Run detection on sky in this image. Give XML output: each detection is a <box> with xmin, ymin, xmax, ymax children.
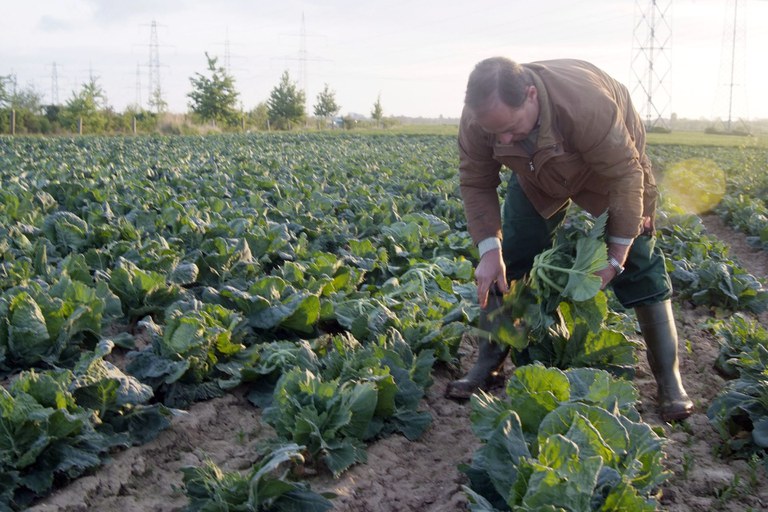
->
<box><xmin>2</xmin><ymin>0</ymin><xmax>767</xmax><ymax>121</ymax></box>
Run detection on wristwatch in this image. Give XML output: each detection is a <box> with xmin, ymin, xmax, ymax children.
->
<box><xmin>608</xmin><ymin>256</ymin><xmax>625</xmax><ymax>275</ymax></box>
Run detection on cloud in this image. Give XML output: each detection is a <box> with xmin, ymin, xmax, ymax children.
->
<box><xmin>37</xmin><ymin>15</ymin><xmax>75</xmax><ymax>32</ymax></box>
<box><xmin>84</xmin><ymin>0</ymin><xmax>195</xmax><ymax>25</ymax></box>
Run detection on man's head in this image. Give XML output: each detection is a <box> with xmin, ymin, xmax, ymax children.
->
<box><xmin>465</xmin><ymin>57</ymin><xmax>539</xmax><ymax>144</ymax></box>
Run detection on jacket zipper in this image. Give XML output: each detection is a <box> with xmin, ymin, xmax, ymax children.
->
<box><xmin>529</xmin><ymin>143</ymin><xmax>560</xmax><ymax>172</ymax></box>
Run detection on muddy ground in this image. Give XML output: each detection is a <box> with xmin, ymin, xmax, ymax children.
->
<box><xmin>28</xmin><ymin>213</ymin><xmax>768</xmax><ymax>512</ymax></box>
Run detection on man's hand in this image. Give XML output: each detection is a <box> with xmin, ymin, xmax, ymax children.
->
<box><xmin>597</xmin><ymin>242</ymin><xmax>632</xmax><ymax>289</ymax></box>
<box><xmin>596</xmin><ymin>266</ymin><xmax>618</xmax><ymax>289</ymax></box>
<box><xmin>475</xmin><ymin>249</ymin><xmax>508</xmax><ymax>308</ymax></box>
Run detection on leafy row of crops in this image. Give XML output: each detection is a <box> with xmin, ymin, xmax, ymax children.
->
<box><xmin>0</xmin><ymin>133</ymin><xmax>477</xmax><ymax>510</ymax></box>
<box><xmin>648</xmin><ymin>143</ymin><xmax>768</xmax><ymax>474</ymax></box>
<box><xmin>0</xmin><ymin>133</ymin><xmax>766</xmax><ymax>511</ymax></box>
<box><xmin>714</xmin><ymin>143</ymin><xmax>768</xmax><ymax>251</ymax></box>
<box><xmin>648</xmin><ymin>142</ymin><xmax>768</xmax><ymax>251</ymax></box>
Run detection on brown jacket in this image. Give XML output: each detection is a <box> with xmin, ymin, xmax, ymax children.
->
<box><xmin>458</xmin><ymin>59</ymin><xmax>656</xmax><ymax>244</ymax></box>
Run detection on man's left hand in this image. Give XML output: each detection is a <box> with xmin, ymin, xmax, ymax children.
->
<box><xmin>598</xmin><ymin>241</ymin><xmax>631</xmax><ymax>289</ymax></box>
<box><xmin>596</xmin><ymin>266</ymin><xmax>618</xmax><ymax>289</ymax></box>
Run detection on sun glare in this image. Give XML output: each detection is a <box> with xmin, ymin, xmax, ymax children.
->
<box><xmin>659</xmin><ymin>158</ymin><xmax>726</xmax><ymax>215</ymax></box>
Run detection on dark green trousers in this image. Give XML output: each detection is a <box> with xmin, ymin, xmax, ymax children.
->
<box><xmin>501</xmin><ymin>173</ymin><xmax>672</xmax><ymax>308</ymax></box>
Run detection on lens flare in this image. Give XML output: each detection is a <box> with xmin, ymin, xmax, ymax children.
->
<box><xmin>658</xmin><ymin>158</ymin><xmax>726</xmax><ymax>214</ymax></box>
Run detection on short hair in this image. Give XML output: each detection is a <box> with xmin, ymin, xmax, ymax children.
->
<box><xmin>464</xmin><ymin>57</ymin><xmax>533</xmax><ymax>111</ymax></box>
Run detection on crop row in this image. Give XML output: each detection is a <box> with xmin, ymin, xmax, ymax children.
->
<box><xmin>649</xmin><ymin>143</ymin><xmax>768</xmax><ymax>251</ymax></box>
<box><xmin>0</xmin><ymin>133</ymin><xmax>766</xmax><ymax>511</ymax></box>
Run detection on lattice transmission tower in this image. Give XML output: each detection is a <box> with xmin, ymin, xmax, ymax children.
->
<box><xmin>298</xmin><ymin>13</ymin><xmax>308</xmax><ymax>97</ymax></box>
<box><xmin>224</xmin><ymin>27</ymin><xmax>232</xmax><ymax>74</ymax></box>
<box><xmin>50</xmin><ymin>62</ymin><xmax>59</xmax><ymax>105</ymax></box>
<box><xmin>135</xmin><ymin>63</ymin><xmax>142</xmax><ymax>108</ymax></box>
<box><xmin>278</xmin><ymin>13</ymin><xmax>328</xmax><ymax>113</ymax></box>
<box><xmin>630</xmin><ymin>0</ymin><xmax>673</xmax><ymax>131</ymax></box>
<box><xmin>715</xmin><ymin>0</ymin><xmax>748</xmax><ymax>132</ymax></box>
<box><xmin>147</xmin><ymin>20</ymin><xmax>166</xmax><ymax>112</ymax></box>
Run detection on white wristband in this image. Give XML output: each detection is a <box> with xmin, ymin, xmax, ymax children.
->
<box><xmin>477</xmin><ymin>237</ymin><xmax>502</xmax><ymax>257</ymax></box>
<box><xmin>607</xmin><ymin>236</ymin><xmax>634</xmax><ymax>246</ymax></box>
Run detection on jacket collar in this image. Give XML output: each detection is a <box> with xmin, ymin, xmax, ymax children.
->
<box><xmin>527</xmin><ymin>68</ymin><xmax>562</xmax><ymax>149</ymax></box>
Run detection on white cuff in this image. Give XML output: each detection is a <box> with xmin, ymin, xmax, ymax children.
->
<box><xmin>607</xmin><ymin>236</ymin><xmax>634</xmax><ymax>246</ymax></box>
<box><xmin>477</xmin><ymin>237</ymin><xmax>502</xmax><ymax>257</ymax></box>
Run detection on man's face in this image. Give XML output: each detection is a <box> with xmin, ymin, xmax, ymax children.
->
<box><xmin>473</xmin><ymin>86</ymin><xmax>539</xmax><ymax>145</ymax></box>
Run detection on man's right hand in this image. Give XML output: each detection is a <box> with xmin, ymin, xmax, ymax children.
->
<box><xmin>474</xmin><ymin>248</ymin><xmax>508</xmax><ymax>308</ymax></box>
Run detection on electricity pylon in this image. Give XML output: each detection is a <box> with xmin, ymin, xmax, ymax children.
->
<box><xmin>630</xmin><ymin>0</ymin><xmax>673</xmax><ymax>132</ymax></box>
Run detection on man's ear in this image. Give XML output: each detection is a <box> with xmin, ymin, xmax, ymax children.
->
<box><xmin>528</xmin><ymin>85</ymin><xmax>538</xmax><ymax>102</ymax></box>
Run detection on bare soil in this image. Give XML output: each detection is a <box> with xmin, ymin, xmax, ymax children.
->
<box><xmin>28</xmin><ymin>214</ymin><xmax>768</xmax><ymax>512</ymax></box>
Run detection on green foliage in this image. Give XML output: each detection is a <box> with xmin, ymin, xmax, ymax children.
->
<box><xmin>267</xmin><ymin>71</ymin><xmax>306</xmax><ymax>129</ymax></box>
<box><xmin>313</xmin><ymin>83</ymin><xmax>340</xmax><ymax>121</ymax></box>
<box><xmin>187</xmin><ymin>52</ymin><xmax>241</xmax><ymax>127</ymax></box>
<box><xmin>707</xmin><ymin>315</ymin><xmax>768</xmax><ymax>458</ymax></box>
<box><xmin>486</xmin><ymin>211</ymin><xmax>637</xmax><ymax>376</ymax></box>
<box><xmin>60</xmin><ymin>76</ymin><xmax>108</xmax><ymax>133</ymax></box>
<box><xmin>42</xmin><ymin>211</ymin><xmax>90</xmax><ymax>255</ymax></box>
<box><xmin>1</xmin><ymin>134</ymin><xmax>767</xmax><ymax>507</ymax></box>
<box><xmin>463</xmin><ymin>364</ymin><xmax>666</xmax><ymax>511</ymax></box>
<box><xmin>717</xmin><ymin>194</ymin><xmax>768</xmax><ymax>251</ymax></box>
<box><xmin>0</xmin><ymin>371</ymin><xmax>120</xmax><ymax>509</ymax></box>
<box><xmin>0</xmin><ymin>276</ymin><xmax>117</xmax><ymax>373</ymax></box>
<box><xmin>108</xmin><ymin>258</ymin><xmax>184</xmax><ymax>320</ymax></box>
<box><xmin>261</xmin><ymin>330</ymin><xmax>434</xmax><ymax>476</ymax></box>
<box><xmin>531</xmin><ymin>212</ymin><xmax>608</xmax><ymax>303</ymax></box>
<box><xmin>523</xmin><ymin>297</ymin><xmax>637</xmax><ymax>378</ymax></box>
<box><xmin>181</xmin><ymin>444</ymin><xmax>334</xmax><ymax>511</ymax></box>
<box><xmin>371</xmin><ymin>94</ymin><xmax>383</xmax><ymax>125</ymax></box>
<box><xmin>127</xmin><ymin>300</ymin><xmax>250</xmax><ymax>407</ymax></box>
<box><xmin>262</xmin><ymin>367</ymin><xmax>376</xmax><ymax>475</ymax></box>
<box><xmin>709</xmin><ymin>314</ymin><xmax>768</xmax><ymax>378</ymax></box>
<box><xmin>657</xmin><ymin>211</ymin><xmax>768</xmax><ymax>314</ymax></box>
<box><xmin>70</xmin><ymin>339</ymin><xmax>173</xmax><ymax>445</ymax></box>
<box><xmin>0</xmin><ymin>342</ymin><xmax>172</xmax><ymax>510</ymax></box>
<box><xmin>0</xmin><ymin>74</ymin><xmax>9</xmax><ymax>107</ymax></box>
<box><xmin>0</xmin><ymin>76</ymin><xmax>49</xmax><ymax>134</ymax></box>
<box><xmin>208</xmin><ymin>277</ymin><xmax>321</xmax><ymax>334</ymax></box>
<box><xmin>248</xmin><ymin>102</ymin><xmax>270</xmax><ymax>130</ymax></box>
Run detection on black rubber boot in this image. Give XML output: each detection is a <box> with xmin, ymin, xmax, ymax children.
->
<box><xmin>635</xmin><ymin>299</ymin><xmax>694</xmax><ymax>421</ymax></box>
<box><xmin>446</xmin><ymin>293</ymin><xmax>510</xmax><ymax>400</ymax></box>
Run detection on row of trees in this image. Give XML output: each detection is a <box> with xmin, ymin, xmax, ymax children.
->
<box><xmin>0</xmin><ymin>73</ymin><xmax>154</xmax><ymax>135</ymax></box>
<box><xmin>1</xmin><ymin>53</ymin><xmax>386</xmax><ymax>135</ymax></box>
<box><xmin>188</xmin><ymin>53</ymin><xmax>388</xmax><ymax>130</ymax></box>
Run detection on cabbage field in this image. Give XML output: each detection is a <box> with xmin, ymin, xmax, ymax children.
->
<box><xmin>1</xmin><ymin>132</ymin><xmax>768</xmax><ymax>511</ymax></box>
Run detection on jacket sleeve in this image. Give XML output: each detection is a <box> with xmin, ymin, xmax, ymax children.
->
<box><xmin>568</xmin><ymin>95</ymin><xmax>646</xmax><ymax>239</ymax></box>
<box><xmin>457</xmin><ymin>111</ymin><xmax>504</xmax><ymax>245</ymax></box>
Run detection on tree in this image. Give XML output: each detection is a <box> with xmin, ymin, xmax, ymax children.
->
<box><xmin>187</xmin><ymin>52</ymin><xmax>240</xmax><ymax>127</ymax></box>
<box><xmin>266</xmin><ymin>70</ymin><xmax>306</xmax><ymax>130</ymax></box>
<box><xmin>247</xmin><ymin>102</ymin><xmax>269</xmax><ymax>131</ymax></box>
<box><xmin>61</xmin><ymin>76</ymin><xmax>108</xmax><ymax>133</ymax></box>
<box><xmin>9</xmin><ymin>85</ymin><xmax>46</xmax><ymax>133</ymax></box>
<box><xmin>371</xmin><ymin>94</ymin><xmax>384</xmax><ymax>127</ymax></box>
<box><xmin>122</xmin><ymin>104</ymin><xmax>158</xmax><ymax>134</ymax></box>
<box><xmin>0</xmin><ymin>75</ymin><xmax>13</xmax><ymax>133</ymax></box>
<box><xmin>1</xmin><ymin>75</ymin><xmax>48</xmax><ymax>133</ymax></box>
<box><xmin>313</xmin><ymin>83</ymin><xmax>340</xmax><ymax>127</ymax></box>
<box><xmin>148</xmin><ymin>88</ymin><xmax>168</xmax><ymax>114</ymax></box>
<box><xmin>0</xmin><ymin>75</ymin><xmax>10</xmax><ymax>108</ymax></box>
